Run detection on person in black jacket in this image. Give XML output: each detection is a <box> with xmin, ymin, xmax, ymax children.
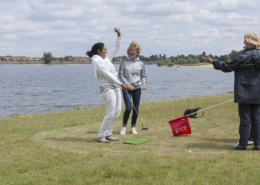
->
<box><xmin>202</xmin><ymin>32</ymin><xmax>260</xmax><ymax>150</ymax></box>
<box><xmin>234</xmin><ymin>46</ymin><xmax>254</xmax><ymax>147</ymax></box>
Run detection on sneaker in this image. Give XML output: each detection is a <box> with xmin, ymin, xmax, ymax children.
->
<box><xmin>234</xmin><ymin>140</ymin><xmax>254</xmax><ymax>147</ymax></box>
<box><xmin>253</xmin><ymin>146</ymin><xmax>260</xmax><ymax>151</ymax></box>
<box><xmin>120</xmin><ymin>127</ymin><xmax>126</xmax><ymax>135</ymax></box>
<box><xmin>96</xmin><ymin>137</ymin><xmax>110</xmax><ymax>143</ymax></box>
<box><xmin>231</xmin><ymin>145</ymin><xmax>246</xmax><ymax>150</ymax></box>
<box><xmin>131</xmin><ymin>127</ymin><xmax>138</xmax><ymax>135</ymax></box>
<box><xmin>105</xmin><ymin>135</ymin><xmax>119</xmax><ymax>141</ymax></box>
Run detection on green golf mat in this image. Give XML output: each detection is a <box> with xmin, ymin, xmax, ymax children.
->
<box><xmin>123</xmin><ymin>139</ymin><xmax>151</xmax><ymax>145</ymax></box>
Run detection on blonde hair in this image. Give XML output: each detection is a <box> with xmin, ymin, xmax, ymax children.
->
<box><xmin>127</xmin><ymin>41</ymin><xmax>142</xmax><ymax>56</ymax></box>
<box><xmin>244</xmin><ymin>32</ymin><xmax>260</xmax><ymax>49</ymax></box>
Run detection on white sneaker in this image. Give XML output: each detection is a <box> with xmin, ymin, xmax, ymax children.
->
<box><xmin>131</xmin><ymin>127</ymin><xmax>138</xmax><ymax>135</ymax></box>
<box><xmin>120</xmin><ymin>127</ymin><xmax>126</xmax><ymax>135</ymax></box>
<box><xmin>105</xmin><ymin>135</ymin><xmax>119</xmax><ymax>141</ymax></box>
<box><xmin>96</xmin><ymin>137</ymin><xmax>110</xmax><ymax>143</ymax></box>
<box><xmin>235</xmin><ymin>140</ymin><xmax>254</xmax><ymax>147</ymax></box>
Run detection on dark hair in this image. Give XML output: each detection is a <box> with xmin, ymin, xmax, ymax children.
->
<box><xmin>86</xmin><ymin>42</ymin><xmax>104</xmax><ymax>57</ymax></box>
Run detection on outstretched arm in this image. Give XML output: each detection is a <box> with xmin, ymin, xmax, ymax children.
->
<box><xmin>202</xmin><ymin>56</ymin><xmax>238</xmax><ymax>72</ymax></box>
<box><xmin>202</xmin><ymin>56</ymin><xmax>213</xmax><ymax>64</ymax></box>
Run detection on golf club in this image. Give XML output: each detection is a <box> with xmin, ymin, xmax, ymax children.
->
<box><xmin>126</xmin><ymin>90</ymin><xmax>148</xmax><ymax>130</ymax></box>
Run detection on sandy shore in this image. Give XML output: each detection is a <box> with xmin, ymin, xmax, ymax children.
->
<box><xmin>179</xmin><ymin>64</ymin><xmax>213</xmax><ymax>68</ymax></box>
<box><xmin>156</xmin><ymin>64</ymin><xmax>213</xmax><ymax>68</ymax></box>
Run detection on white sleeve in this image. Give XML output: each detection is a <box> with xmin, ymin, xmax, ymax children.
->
<box><xmin>96</xmin><ymin>62</ymin><xmax>122</xmax><ymax>85</ymax></box>
<box><xmin>106</xmin><ymin>36</ymin><xmax>121</xmax><ymax>62</ymax></box>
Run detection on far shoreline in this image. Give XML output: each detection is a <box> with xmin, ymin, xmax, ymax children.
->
<box><xmin>0</xmin><ymin>61</ymin><xmax>213</xmax><ymax>68</ymax></box>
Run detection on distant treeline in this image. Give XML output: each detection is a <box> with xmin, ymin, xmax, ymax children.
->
<box><xmin>113</xmin><ymin>50</ymin><xmax>243</xmax><ymax>66</ymax></box>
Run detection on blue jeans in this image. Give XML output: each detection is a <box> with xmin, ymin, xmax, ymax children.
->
<box><xmin>122</xmin><ymin>88</ymin><xmax>141</xmax><ymax>127</ymax></box>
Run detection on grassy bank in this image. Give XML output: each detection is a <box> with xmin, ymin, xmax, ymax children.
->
<box><xmin>1</xmin><ymin>93</ymin><xmax>259</xmax><ymax>185</ymax></box>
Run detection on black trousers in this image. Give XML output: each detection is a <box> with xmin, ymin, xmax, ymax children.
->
<box><xmin>249</xmin><ymin>118</ymin><xmax>254</xmax><ymax>141</ymax></box>
<box><xmin>238</xmin><ymin>103</ymin><xmax>260</xmax><ymax>147</ymax></box>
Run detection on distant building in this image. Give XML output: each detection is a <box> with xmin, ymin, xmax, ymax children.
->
<box><xmin>0</xmin><ymin>55</ymin><xmax>89</xmax><ymax>62</ymax></box>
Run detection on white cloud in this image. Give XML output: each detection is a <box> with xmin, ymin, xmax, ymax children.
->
<box><xmin>5</xmin><ymin>34</ymin><xmax>17</xmax><ymax>40</ymax></box>
<box><xmin>190</xmin><ymin>27</ymin><xmax>220</xmax><ymax>38</ymax></box>
<box><xmin>114</xmin><ymin>1</ymin><xmax>198</xmax><ymax>16</ymax></box>
<box><xmin>0</xmin><ymin>0</ymin><xmax>260</xmax><ymax>57</ymax></box>
<box><xmin>0</xmin><ymin>14</ymin><xmax>14</xmax><ymax>22</ymax></box>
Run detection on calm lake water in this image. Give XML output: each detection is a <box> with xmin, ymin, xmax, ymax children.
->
<box><xmin>0</xmin><ymin>64</ymin><xmax>234</xmax><ymax>119</ymax></box>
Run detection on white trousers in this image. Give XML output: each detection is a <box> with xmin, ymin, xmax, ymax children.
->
<box><xmin>97</xmin><ymin>88</ymin><xmax>122</xmax><ymax>138</ymax></box>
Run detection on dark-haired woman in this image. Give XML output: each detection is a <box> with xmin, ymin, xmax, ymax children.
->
<box><xmin>86</xmin><ymin>28</ymin><xmax>127</xmax><ymax>143</ymax></box>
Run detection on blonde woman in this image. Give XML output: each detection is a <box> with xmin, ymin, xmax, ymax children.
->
<box><xmin>86</xmin><ymin>28</ymin><xmax>127</xmax><ymax>143</ymax></box>
<box><xmin>202</xmin><ymin>32</ymin><xmax>260</xmax><ymax>150</ymax></box>
<box><xmin>118</xmin><ymin>42</ymin><xmax>147</xmax><ymax>135</ymax></box>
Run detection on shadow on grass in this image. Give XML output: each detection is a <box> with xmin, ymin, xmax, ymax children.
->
<box><xmin>45</xmin><ymin>137</ymin><xmax>96</xmax><ymax>143</ymax></box>
<box><xmin>85</xmin><ymin>131</ymin><xmax>98</xmax><ymax>134</ymax></box>
<box><xmin>185</xmin><ymin>137</ymin><xmax>237</xmax><ymax>150</ymax></box>
<box><xmin>201</xmin><ymin>137</ymin><xmax>237</xmax><ymax>143</ymax></box>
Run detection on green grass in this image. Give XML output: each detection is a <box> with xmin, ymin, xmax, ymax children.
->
<box><xmin>1</xmin><ymin>93</ymin><xmax>259</xmax><ymax>185</ymax></box>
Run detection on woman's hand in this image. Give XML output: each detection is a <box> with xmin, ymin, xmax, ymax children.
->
<box><xmin>202</xmin><ymin>56</ymin><xmax>213</xmax><ymax>64</ymax></box>
<box><xmin>142</xmin><ymin>84</ymin><xmax>147</xmax><ymax>90</ymax></box>
<box><xmin>126</xmin><ymin>84</ymin><xmax>134</xmax><ymax>91</ymax></box>
<box><xmin>114</xmin><ymin>28</ymin><xmax>121</xmax><ymax>37</ymax></box>
<box><xmin>121</xmin><ymin>84</ymin><xmax>127</xmax><ymax>92</ymax></box>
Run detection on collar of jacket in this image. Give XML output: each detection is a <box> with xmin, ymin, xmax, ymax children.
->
<box><xmin>245</xmin><ymin>47</ymin><xmax>256</xmax><ymax>51</ymax></box>
<box><xmin>92</xmin><ymin>54</ymin><xmax>115</xmax><ymax>69</ymax></box>
<box><xmin>126</xmin><ymin>56</ymin><xmax>140</xmax><ymax>61</ymax></box>
<box><xmin>92</xmin><ymin>54</ymin><xmax>104</xmax><ymax>61</ymax></box>
<box><xmin>92</xmin><ymin>55</ymin><xmax>117</xmax><ymax>77</ymax></box>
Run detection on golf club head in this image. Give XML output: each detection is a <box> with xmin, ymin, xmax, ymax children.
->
<box><xmin>142</xmin><ymin>124</ymin><xmax>148</xmax><ymax>130</ymax></box>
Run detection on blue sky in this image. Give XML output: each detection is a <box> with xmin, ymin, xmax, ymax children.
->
<box><xmin>0</xmin><ymin>0</ymin><xmax>260</xmax><ymax>58</ymax></box>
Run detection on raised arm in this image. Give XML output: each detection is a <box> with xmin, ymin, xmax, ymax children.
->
<box><xmin>107</xmin><ymin>28</ymin><xmax>121</xmax><ymax>61</ymax></box>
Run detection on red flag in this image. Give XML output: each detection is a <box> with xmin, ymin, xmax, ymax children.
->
<box><xmin>168</xmin><ymin>116</ymin><xmax>191</xmax><ymax>136</ymax></box>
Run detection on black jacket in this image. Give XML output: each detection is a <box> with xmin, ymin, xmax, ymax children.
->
<box><xmin>212</xmin><ymin>48</ymin><xmax>260</xmax><ymax>104</ymax></box>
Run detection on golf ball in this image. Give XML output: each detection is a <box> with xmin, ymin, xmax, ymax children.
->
<box><xmin>189</xmin><ymin>150</ymin><xmax>191</xmax><ymax>153</ymax></box>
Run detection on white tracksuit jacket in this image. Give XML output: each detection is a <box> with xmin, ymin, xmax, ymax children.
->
<box><xmin>91</xmin><ymin>36</ymin><xmax>122</xmax><ymax>94</ymax></box>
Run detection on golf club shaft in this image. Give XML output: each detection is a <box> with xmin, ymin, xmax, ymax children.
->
<box><xmin>185</xmin><ymin>99</ymin><xmax>233</xmax><ymax>117</ymax></box>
